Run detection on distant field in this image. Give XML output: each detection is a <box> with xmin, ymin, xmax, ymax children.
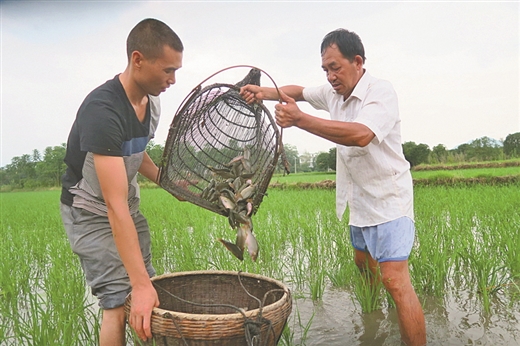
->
<box><xmin>413</xmin><ymin>158</ymin><xmax>520</xmax><ymax>171</ymax></box>
<box><xmin>412</xmin><ymin>166</ymin><xmax>520</xmax><ymax>179</ymax></box>
<box><xmin>271</xmin><ymin>172</ymin><xmax>336</xmax><ymax>184</ymax></box>
<box><xmin>270</xmin><ymin>163</ymin><xmax>519</xmax><ymax>187</ymax></box>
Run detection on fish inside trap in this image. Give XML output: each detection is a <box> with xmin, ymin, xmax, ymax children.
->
<box><xmin>157</xmin><ymin>67</ymin><xmax>289</xmax><ymax>261</ymax></box>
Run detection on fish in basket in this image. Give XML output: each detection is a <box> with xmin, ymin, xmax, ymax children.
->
<box><xmin>158</xmin><ymin>66</ymin><xmax>289</xmax><ymax>261</ymax></box>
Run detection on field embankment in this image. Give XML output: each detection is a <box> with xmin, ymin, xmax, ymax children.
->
<box><xmin>413</xmin><ymin>159</ymin><xmax>520</xmax><ymax>171</ymax></box>
<box><xmin>269</xmin><ymin>160</ymin><xmax>520</xmax><ymax>189</ymax></box>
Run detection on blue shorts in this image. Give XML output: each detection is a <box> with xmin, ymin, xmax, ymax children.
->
<box><xmin>60</xmin><ymin>203</ymin><xmax>156</xmax><ymax>309</ymax></box>
<box><xmin>349</xmin><ymin>216</ymin><xmax>415</xmax><ymax>263</ymax></box>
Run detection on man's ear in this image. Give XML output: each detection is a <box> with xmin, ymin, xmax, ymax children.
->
<box><xmin>131</xmin><ymin>50</ymin><xmax>144</xmax><ymax>70</ymax></box>
<box><xmin>355</xmin><ymin>55</ymin><xmax>364</xmax><ymax>69</ymax></box>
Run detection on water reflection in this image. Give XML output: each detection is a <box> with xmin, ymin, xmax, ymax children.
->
<box><xmin>287</xmin><ymin>285</ymin><xmax>520</xmax><ymax>345</ymax></box>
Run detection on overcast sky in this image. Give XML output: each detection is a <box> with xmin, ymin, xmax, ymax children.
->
<box><xmin>1</xmin><ymin>1</ymin><xmax>519</xmax><ymax>167</ymax></box>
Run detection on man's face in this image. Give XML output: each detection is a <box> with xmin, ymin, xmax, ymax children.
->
<box><xmin>321</xmin><ymin>44</ymin><xmax>362</xmax><ymax>99</ymax></box>
<box><xmin>138</xmin><ymin>45</ymin><xmax>183</xmax><ymax>97</ymax></box>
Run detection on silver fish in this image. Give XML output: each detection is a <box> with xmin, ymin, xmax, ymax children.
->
<box><xmin>244</xmin><ymin>223</ymin><xmax>259</xmax><ymax>262</ymax></box>
<box><xmin>236</xmin><ymin>184</ymin><xmax>256</xmax><ymax>201</ymax></box>
<box><xmin>219</xmin><ymin>195</ymin><xmax>236</xmax><ymax>210</ymax></box>
<box><xmin>236</xmin><ymin>223</ymin><xmax>248</xmax><ymax>252</ymax></box>
<box><xmin>218</xmin><ymin>238</ymin><xmax>244</xmax><ymax>261</ymax></box>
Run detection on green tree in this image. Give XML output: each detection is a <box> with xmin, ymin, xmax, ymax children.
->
<box><xmin>36</xmin><ymin>144</ymin><xmax>67</xmax><ymax>186</ymax></box>
<box><xmin>328</xmin><ymin>147</ymin><xmax>336</xmax><ymax>171</ymax></box>
<box><xmin>503</xmin><ymin>132</ymin><xmax>520</xmax><ymax>158</ymax></box>
<box><xmin>4</xmin><ymin>154</ymin><xmax>38</xmax><ymax>188</ymax></box>
<box><xmin>430</xmin><ymin>144</ymin><xmax>447</xmax><ymax>164</ymax></box>
<box><xmin>466</xmin><ymin>136</ymin><xmax>502</xmax><ymax>161</ymax></box>
<box><xmin>315</xmin><ymin>152</ymin><xmax>330</xmax><ymax>171</ymax></box>
<box><xmin>146</xmin><ymin>141</ymin><xmax>165</xmax><ymax>166</ymax></box>
<box><xmin>402</xmin><ymin>142</ymin><xmax>431</xmax><ymax>167</ymax></box>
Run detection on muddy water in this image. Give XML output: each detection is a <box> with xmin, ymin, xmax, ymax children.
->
<box><xmin>287</xmin><ymin>285</ymin><xmax>520</xmax><ymax>345</ymax></box>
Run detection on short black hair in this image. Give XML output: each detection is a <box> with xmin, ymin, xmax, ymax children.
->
<box><xmin>126</xmin><ymin>18</ymin><xmax>183</xmax><ymax>61</ymax></box>
<box><xmin>321</xmin><ymin>29</ymin><xmax>366</xmax><ymax>63</ymax></box>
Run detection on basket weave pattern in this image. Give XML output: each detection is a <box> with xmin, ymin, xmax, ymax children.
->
<box><xmin>158</xmin><ymin>69</ymin><xmax>282</xmax><ymax>217</ymax></box>
<box><xmin>125</xmin><ymin>271</ymin><xmax>292</xmax><ymax>346</ymax></box>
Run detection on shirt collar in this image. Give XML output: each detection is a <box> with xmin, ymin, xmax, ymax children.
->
<box><xmin>334</xmin><ymin>69</ymin><xmax>370</xmax><ymax>102</ymax></box>
<box><xmin>349</xmin><ymin>69</ymin><xmax>370</xmax><ymax>101</ymax></box>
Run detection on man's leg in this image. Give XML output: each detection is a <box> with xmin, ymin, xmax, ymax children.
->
<box><xmin>353</xmin><ymin>248</ymin><xmax>380</xmax><ymax>285</ymax></box>
<box><xmin>379</xmin><ymin>260</ymin><xmax>426</xmax><ymax>346</ymax></box>
<box><xmin>100</xmin><ymin>306</ymin><xmax>126</xmax><ymax>346</ymax></box>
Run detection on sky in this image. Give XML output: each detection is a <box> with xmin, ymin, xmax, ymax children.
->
<box><xmin>1</xmin><ymin>1</ymin><xmax>519</xmax><ymax>167</ymax></box>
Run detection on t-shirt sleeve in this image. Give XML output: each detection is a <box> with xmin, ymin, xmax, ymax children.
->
<box><xmin>77</xmin><ymin>99</ymin><xmax>124</xmax><ymax>156</ymax></box>
<box><xmin>353</xmin><ymin>80</ymin><xmax>399</xmax><ymax>145</ymax></box>
<box><xmin>148</xmin><ymin>95</ymin><xmax>161</xmax><ymax>140</ymax></box>
<box><xmin>302</xmin><ymin>84</ymin><xmax>332</xmax><ymax>112</ymax></box>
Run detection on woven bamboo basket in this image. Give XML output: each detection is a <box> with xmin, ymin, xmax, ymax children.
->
<box><xmin>124</xmin><ymin>270</ymin><xmax>292</xmax><ymax>346</ymax></box>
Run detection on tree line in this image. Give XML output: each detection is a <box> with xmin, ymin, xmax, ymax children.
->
<box><xmin>1</xmin><ymin>133</ymin><xmax>519</xmax><ymax>191</ymax></box>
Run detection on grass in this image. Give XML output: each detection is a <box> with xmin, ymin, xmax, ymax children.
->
<box><xmin>411</xmin><ymin>166</ymin><xmax>520</xmax><ymax>180</ymax></box>
<box><xmin>1</xmin><ymin>179</ymin><xmax>519</xmax><ymax>344</ymax></box>
<box><xmin>270</xmin><ymin>163</ymin><xmax>519</xmax><ymax>188</ymax></box>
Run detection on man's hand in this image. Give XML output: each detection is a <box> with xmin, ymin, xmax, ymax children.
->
<box><xmin>274</xmin><ymin>90</ymin><xmax>302</xmax><ymax>128</ymax></box>
<box><xmin>239</xmin><ymin>85</ymin><xmax>264</xmax><ymax>104</ymax></box>
<box><xmin>129</xmin><ymin>281</ymin><xmax>160</xmax><ymax>342</ymax></box>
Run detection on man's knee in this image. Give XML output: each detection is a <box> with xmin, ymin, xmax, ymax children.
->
<box><xmin>379</xmin><ymin>261</ymin><xmax>411</xmax><ymax>294</ymax></box>
<box><xmin>103</xmin><ymin>306</ymin><xmax>126</xmax><ymax>325</ymax></box>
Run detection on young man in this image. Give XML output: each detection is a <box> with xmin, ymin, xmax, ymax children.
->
<box><xmin>60</xmin><ymin>18</ymin><xmax>183</xmax><ymax>345</ymax></box>
<box><xmin>240</xmin><ymin>29</ymin><xmax>426</xmax><ymax>346</ymax></box>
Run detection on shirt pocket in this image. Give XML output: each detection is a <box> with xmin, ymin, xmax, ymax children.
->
<box><xmin>343</xmin><ymin>146</ymin><xmax>369</xmax><ymax>158</ymax></box>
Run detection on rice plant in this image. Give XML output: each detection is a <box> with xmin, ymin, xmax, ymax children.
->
<box><xmin>1</xmin><ymin>182</ymin><xmax>519</xmax><ymax>344</ymax></box>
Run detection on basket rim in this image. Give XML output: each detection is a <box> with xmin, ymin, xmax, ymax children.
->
<box><xmin>130</xmin><ymin>270</ymin><xmax>290</xmax><ymax>321</ymax></box>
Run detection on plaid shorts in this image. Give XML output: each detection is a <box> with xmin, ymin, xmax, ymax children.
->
<box><xmin>349</xmin><ymin>216</ymin><xmax>415</xmax><ymax>263</ymax></box>
<box><xmin>60</xmin><ymin>203</ymin><xmax>156</xmax><ymax>309</ymax></box>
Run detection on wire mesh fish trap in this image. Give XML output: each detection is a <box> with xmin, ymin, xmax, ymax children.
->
<box><xmin>159</xmin><ymin>66</ymin><xmax>286</xmax><ymax>218</ymax></box>
<box><xmin>124</xmin><ymin>271</ymin><xmax>292</xmax><ymax>346</ymax></box>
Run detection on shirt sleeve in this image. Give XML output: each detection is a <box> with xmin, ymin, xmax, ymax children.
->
<box><xmin>148</xmin><ymin>95</ymin><xmax>161</xmax><ymax>140</ymax></box>
<box><xmin>77</xmin><ymin>99</ymin><xmax>124</xmax><ymax>156</ymax></box>
<box><xmin>353</xmin><ymin>79</ymin><xmax>399</xmax><ymax>145</ymax></box>
<box><xmin>302</xmin><ymin>84</ymin><xmax>332</xmax><ymax>112</ymax></box>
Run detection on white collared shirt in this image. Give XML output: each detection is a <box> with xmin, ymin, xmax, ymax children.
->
<box><xmin>303</xmin><ymin>71</ymin><xmax>414</xmax><ymax>227</ymax></box>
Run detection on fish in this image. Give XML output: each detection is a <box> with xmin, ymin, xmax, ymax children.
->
<box><xmin>203</xmin><ymin>147</ymin><xmax>261</xmax><ymax>261</ymax></box>
<box><xmin>208</xmin><ymin>166</ymin><xmax>235</xmax><ymax>179</ymax></box>
<box><xmin>235</xmin><ymin>184</ymin><xmax>256</xmax><ymax>201</ymax></box>
<box><xmin>219</xmin><ymin>195</ymin><xmax>236</xmax><ymax>210</ymax></box>
<box><xmin>236</xmin><ymin>223</ymin><xmax>248</xmax><ymax>252</ymax></box>
<box><xmin>243</xmin><ymin>221</ymin><xmax>259</xmax><ymax>261</ymax></box>
<box><xmin>218</xmin><ymin>238</ymin><xmax>244</xmax><ymax>261</ymax></box>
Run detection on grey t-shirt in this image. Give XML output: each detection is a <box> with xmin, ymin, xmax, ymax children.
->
<box><xmin>61</xmin><ymin>75</ymin><xmax>160</xmax><ymax>216</ymax></box>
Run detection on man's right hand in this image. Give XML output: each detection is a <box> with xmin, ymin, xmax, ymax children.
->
<box><xmin>128</xmin><ymin>281</ymin><xmax>160</xmax><ymax>342</ymax></box>
<box><xmin>240</xmin><ymin>85</ymin><xmax>265</xmax><ymax>104</ymax></box>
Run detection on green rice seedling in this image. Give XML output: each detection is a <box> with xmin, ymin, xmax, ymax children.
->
<box><xmin>308</xmin><ymin>268</ymin><xmax>325</xmax><ymax>302</ymax></box>
<box><xmin>2</xmin><ymin>180</ymin><xmax>520</xmax><ymax>344</ymax></box>
<box><xmin>280</xmin><ymin>303</ymin><xmax>315</xmax><ymax>346</ymax></box>
<box><xmin>327</xmin><ymin>230</ymin><xmax>356</xmax><ymax>288</ymax></box>
<box><xmin>414</xmin><ymin>184</ymin><xmax>520</xmax><ymax>313</ymax></box>
<box><xmin>279</xmin><ymin>323</ymin><xmax>295</xmax><ymax>346</ymax></box>
<box><xmin>1</xmin><ymin>191</ymin><xmax>100</xmax><ymax>345</ymax></box>
<box><xmin>351</xmin><ymin>262</ymin><xmax>384</xmax><ymax>313</ymax></box>
<box><xmin>411</xmin><ymin>210</ymin><xmax>454</xmax><ymax>296</ymax></box>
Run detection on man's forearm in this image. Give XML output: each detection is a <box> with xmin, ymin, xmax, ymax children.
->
<box><xmin>139</xmin><ymin>153</ymin><xmax>160</xmax><ymax>184</ymax></box>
